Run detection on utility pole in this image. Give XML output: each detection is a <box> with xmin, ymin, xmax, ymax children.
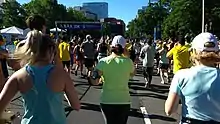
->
<box><xmin>149</xmin><ymin>0</ymin><xmax>151</xmax><ymax>6</ymax></box>
<box><xmin>202</xmin><ymin>0</ymin><xmax>205</xmax><ymax>32</ymax></box>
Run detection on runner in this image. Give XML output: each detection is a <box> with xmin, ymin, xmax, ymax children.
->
<box><xmin>155</xmin><ymin>40</ymin><xmax>163</xmax><ymax>75</ymax></box>
<box><xmin>167</xmin><ymin>35</ymin><xmax>191</xmax><ymax>74</ymax></box>
<box><xmin>16</xmin><ymin>15</ymin><xmax>46</xmax><ymax>49</ymax></box>
<box><xmin>59</xmin><ymin>35</ymin><xmax>71</xmax><ymax>73</ymax></box>
<box><xmin>97</xmin><ymin>37</ymin><xmax>108</xmax><ymax>61</ymax></box>
<box><xmin>69</xmin><ymin>37</ymin><xmax>76</xmax><ymax>69</ymax></box>
<box><xmin>73</xmin><ymin>38</ymin><xmax>84</xmax><ymax>76</ymax></box>
<box><xmin>165</xmin><ymin>32</ymin><xmax>220</xmax><ymax>123</ymax></box>
<box><xmin>0</xmin><ymin>30</ymin><xmax>80</xmax><ymax>124</ymax></box>
<box><xmin>158</xmin><ymin>43</ymin><xmax>170</xmax><ymax>84</ymax></box>
<box><xmin>12</xmin><ymin>15</ymin><xmax>47</xmax><ymax>71</ymax></box>
<box><xmin>140</xmin><ymin>38</ymin><xmax>156</xmax><ymax>88</ymax></box>
<box><xmin>0</xmin><ymin>37</ymin><xmax>7</xmax><ymax>91</ymax></box>
<box><xmin>81</xmin><ymin>35</ymin><xmax>95</xmax><ymax>79</ymax></box>
<box><xmin>88</xmin><ymin>35</ymin><xmax>135</xmax><ymax>124</ymax></box>
<box><xmin>0</xmin><ymin>36</ymin><xmax>9</xmax><ymax>79</ymax></box>
<box><xmin>133</xmin><ymin>40</ymin><xmax>141</xmax><ymax>68</ymax></box>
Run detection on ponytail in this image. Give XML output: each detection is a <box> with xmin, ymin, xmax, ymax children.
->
<box><xmin>111</xmin><ymin>44</ymin><xmax>124</xmax><ymax>55</ymax></box>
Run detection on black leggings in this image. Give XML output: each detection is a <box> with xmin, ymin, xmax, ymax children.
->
<box><xmin>100</xmin><ymin>104</ymin><xmax>130</xmax><ymax>124</ymax></box>
<box><xmin>143</xmin><ymin>67</ymin><xmax>154</xmax><ymax>84</ymax></box>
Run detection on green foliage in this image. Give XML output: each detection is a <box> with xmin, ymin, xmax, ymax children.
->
<box><xmin>126</xmin><ymin>1</ymin><xmax>168</xmax><ymax>38</ymax></box>
<box><xmin>127</xmin><ymin>0</ymin><xmax>220</xmax><ymax>39</ymax></box>
<box><xmin>0</xmin><ymin>0</ymin><xmax>94</xmax><ymax>29</ymax></box>
<box><xmin>162</xmin><ymin>0</ymin><xmax>201</xmax><ymax>38</ymax></box>
<box><xmin>0</xmin><ymin>0</ymin><xmax>27</xmax><ymax>28</ymax></box>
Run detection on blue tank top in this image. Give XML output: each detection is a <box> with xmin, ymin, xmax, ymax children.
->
<box><xmin>21</xmin><ymin>65</ymin><xmax>66</xmax><ymax>124</ymax></box>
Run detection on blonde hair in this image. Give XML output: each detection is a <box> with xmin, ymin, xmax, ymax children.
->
<box><xmin>191</xmin><ymin>49</ymin><xmax>220</xmax><ymax>66</ymax></box>
<box><xmin>14</xmin><ymin>30</ymin><xmax>55</xmax><ymax>66</ymax></box>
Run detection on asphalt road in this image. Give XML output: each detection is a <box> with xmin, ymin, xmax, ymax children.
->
<box><xmin>7</xmin><ymin>65</ymin><xmax>181</xmax><ymax>124</ymax></box>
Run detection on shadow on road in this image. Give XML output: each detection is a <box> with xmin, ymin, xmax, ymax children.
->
<box><xmin>65</xmin><ymin>102</ymin><xmax>143</xmax><ymax>118</ymax></box>
<box><xmin>130</xmin><ymin>92</ymin><xmax>167</xmax><ymax>100</ymax></box>
<box><xmin>150</xmin><ymin>84</ymin><xmax>170</xmax><ymax>89</ymax></box>
<box><xmin>149</xmin><ymin>114</ymin><xmax>177</xmax><ymax>122</ymax></box>
<box><xmin>128</xmin><ymin>83</ymin><xmax>169</xmax><ymax>94</ymax></box>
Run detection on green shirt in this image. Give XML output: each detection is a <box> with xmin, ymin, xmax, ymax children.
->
<box><xmin>96</xmin><ymin>55</ymin><xmax>134</xmax><ymax>104</ymax></box>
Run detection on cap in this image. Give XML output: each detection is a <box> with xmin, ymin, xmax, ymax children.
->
<box><xmin>86</xmin><ymin>35</ymin><xmax>91</xmax><ymax>39</ymax></box>
<box><xmin>111</xmin><ymin>35</ymin><xmax>126</xmax><ymax>48</ymax></box>
<box><xmin>191</xmin><ymin>32</ymin><xmax>219</xmax><ymax>52</ymax></box>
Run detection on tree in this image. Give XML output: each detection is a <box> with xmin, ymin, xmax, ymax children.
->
<box><xmin>126</xmin><ymin>19</ymin><xmax>139</xmax><ymax>37</ymax></box>
<box><xmin>162</xmin><ymin>0</ymin><xmax>201</xmax><ymax>38</ymax></box>
<box><xmin>66</xmin><ymin>7</ymin><xmax>88</xmax><ymax>21</ymax></box>
<box><xmin>162</xmin><ymin>0</ymin><xmax>220</xmax><ymax>38</ymax></box>
<box><xmin>0</xmin><ymin>0</ymin><xmax>95</xmax><ymax>29</ymax></box>
<box><xmin>126</xmin><ymin>1</ymin><xmax>168</xmax><ymax>38</ymax></box>
<box><xmin>0</xmin><ymin>0</ymin><xmax>26</xmax><ymax>28</ymax></box>
<box><xmin>23</xmin><ymin>0</ymin><xmax>93</xmax><ymax>28</ymax></box>
<box><xmin>23</xmin><ymin>0</ymin><xmax>67</xmax><ymax>28</ymax></box>
<box><xmin>127</xmin><ymin>0</ymin><xmax>220</xmax><ymax>39</ymax></box>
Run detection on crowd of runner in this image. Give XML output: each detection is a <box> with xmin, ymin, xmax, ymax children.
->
<box><xmin>56</xmin><ymin>33</ymin><xmax>195</xmax><ymax>88</ymax></box>
<box><xmin>0</xmin><ymin>14</ymin><xmax>220</xmax><ymax>124</ymax></box>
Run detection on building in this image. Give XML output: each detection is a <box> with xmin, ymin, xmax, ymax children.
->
<box><xmin>84</xmin><ymin>11</ymin><xmax>97</xmax><ymax>20</ymax></box>
<box><xmin>73</xmin><ymin>6</ymin><xmax>98</xmax><ymax>21</ymax></box>
<box><xmin>100</xmin><ymin>18</ymin><xmax>125</xmax><ymax>36</ymax></box>
<box><xmin>82</xmin><ymin>2</ymin><xmax>108</xmax><ymax>20</ymax></box>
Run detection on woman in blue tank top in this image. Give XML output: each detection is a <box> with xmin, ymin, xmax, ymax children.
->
<box><xmin>0</xmin><ymin>30</ymin><xmax>80</xmax><ymax>124</ymax></box>
<box><xmin>165</xmin><ymin>32</ymin><xmax>220</xmax><ymax>124</ymax></box>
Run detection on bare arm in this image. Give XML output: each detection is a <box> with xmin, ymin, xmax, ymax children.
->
<box><xmin>165</xmin><ymin>92</ymin><xmax>179</xmax><ymax>116</ymax></box>
<box><xmin>0</xmin><ymin>75</ymin><xmax>18</xmax><ymax>115</ymax></box>
<box><xmin>64</xmin><ymin>73</ymin><xmax>80</xmax><ymax>111</ymax></box>
<box><xmin>165</xmin><ymin>73</ymin><xmax>181</xmax><ymax>116</ymax></box>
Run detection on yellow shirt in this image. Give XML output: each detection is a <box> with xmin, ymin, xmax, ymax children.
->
<box><xmin>167</xmin><ymin>44</ymin><xmax>190</xmax><ymax>74</ymax></box>
<box><xmin>123</xmin><ymin>43</ymin><xmax>132</xmax><ymax>58</ymax></box>
<box><xmin>58</xmin><ymin>41</ymin><xmax>70</xmax><ymax>61</ymax></box>
<box><xmin>125</xmin><ymin>43</ymin><xmax>132</xmax><ymax>51</ymax></box>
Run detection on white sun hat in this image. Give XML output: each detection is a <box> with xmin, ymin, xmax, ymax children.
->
<box><xmin>111</xmin><ymin>35</ymin><xmax>126</xmax><ymax>48</ymax></box>
<box><xmin>191</xmin><ymin>32</ymin><xmax>219</xmax><ymax>52</ymax></box>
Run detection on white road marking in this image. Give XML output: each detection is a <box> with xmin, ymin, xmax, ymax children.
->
<box><xmin>140</xmin><ymin>107</ymin><xmax>152</xmax><ymax>124</ymax></box>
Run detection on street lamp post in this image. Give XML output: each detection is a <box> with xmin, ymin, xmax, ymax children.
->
<box><xmin>202</xmin><ymin>0</ymin><xmax>205</xmax><ymax>32</ymax></box>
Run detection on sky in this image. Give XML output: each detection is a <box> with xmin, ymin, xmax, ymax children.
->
<box><xmin>17</xmin><ymin>0</ymin><xmax>149</xmax><ymax>25</ymax></box>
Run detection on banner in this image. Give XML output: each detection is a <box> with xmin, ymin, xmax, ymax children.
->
<box><xmin>56</xmin><ymin>22</ymin><xmax>102</xmax><ymax>30</ymax></box>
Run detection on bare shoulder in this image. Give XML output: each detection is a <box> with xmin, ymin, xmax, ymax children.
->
<box><xmin>9</xmin><ymin>67</ymin><xmax>32</xmax><ymax>92</ymax></box>
<box><xmin>11</xmin><ymin>67</ymin><xmax>29</xmax><ymax>82</ymax></box>
<box><xmin>50</xmin><ymin>66</ymin><xmax>69</xmax><ymax>78</ymax></box>
<box><xmin>47</xmin><ymin>66</ymin><xmax>70</xmax><ymax>91</ymax></box>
